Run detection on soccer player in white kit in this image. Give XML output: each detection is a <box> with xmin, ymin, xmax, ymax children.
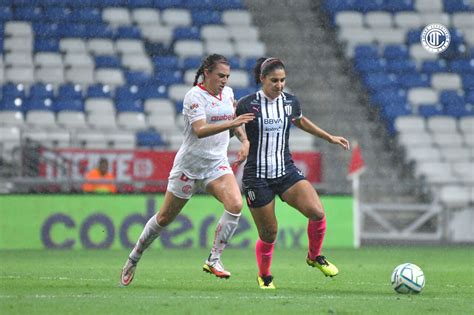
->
<box><xmin>120</xmin><ymin>54</ymin><xmax>255</xmax><ymax>286</ymax></box>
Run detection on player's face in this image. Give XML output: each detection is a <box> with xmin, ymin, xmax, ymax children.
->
<box><xmin>261</xmin><ymin>68</ymin><xmax>286</xmax><ymax>99</ymax></box>
<box><xmin>204</xmin><ymin>63</ymin><xmax>230</xmax><ymax>95</ymax></box>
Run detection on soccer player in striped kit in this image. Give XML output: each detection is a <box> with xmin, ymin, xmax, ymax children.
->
<box><xmin>236</xmin><ymin>57</ymin><xmax>350</xmax><ymax>289</ymax></box>
<box><xmin>120</xmin><ymin>54</ymin><xmax>254</xmax><ymax>286</ymax></box>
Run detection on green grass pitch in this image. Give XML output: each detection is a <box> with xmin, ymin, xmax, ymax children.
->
<box><xmin>1</xmin><ymin>247</ymin><xmax>473</xmax><ymax>314</ymax></box>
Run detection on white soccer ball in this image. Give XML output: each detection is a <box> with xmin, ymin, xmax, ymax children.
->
<box><xmin>391</xmin><ymin>263</ymin><xmax>425</xmax><ymax>294</ymax></box>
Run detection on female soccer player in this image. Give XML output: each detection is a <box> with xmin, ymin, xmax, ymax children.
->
<box><xmin>235</xmin><ymin>57</ymin><xmax>350</xmax><ymax>289</ymax></box>
<box><xmin>120</xmin><ymin>54</ymin><xmax>254</xmax><ymax>286</ymax></box>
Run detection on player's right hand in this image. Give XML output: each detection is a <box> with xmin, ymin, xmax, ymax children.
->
<box><xmin>231</xmin><ymin>113</ymin><xmax>255</xmax><ymax>127</ymax></box>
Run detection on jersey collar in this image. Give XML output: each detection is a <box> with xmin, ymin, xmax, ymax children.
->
<box><xmin>259</xmin><ymin>90</ymin><xmax>282</xmax><ymax>102</ymax></box>
<box><xmin>198</xmin><ymin>83</ymin><xmax>222</xmax><ymax>101</ymax></box>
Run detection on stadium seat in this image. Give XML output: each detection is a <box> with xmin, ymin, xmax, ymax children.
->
<box><xmin>161</xmin><ymin>9</ymin><xmax>192</xmax><ymax>26</ymax></box>
<box><xmin>117</xmin><ymin>112</ymin><xmax>147</xmax><ymax>130</ymax></box>
<box><xmin>88</xmin><ymin>113</ymin><xmax>117</xmax><ymax>130</ymax></box>
<box><xmin>439</xmin><ymin>185</ymin><xmax>471</xmax><ymax>208</ymax></box>
<box><xmin>57</xmin><ymin>111</ymin><xmax>87</xmax><ymax>129</ymax></box>
<box><xmin>0</xmin><ymin>111</ymin><xmax>24</xmax><ymax>127</ymax></box>
<box><xmin>25</xmin><ymin>110</ymin><xmax>57</xmax><ymax>128</ymax></box>
<box><xmin>136</xmin><ymin>130</ymin><xmax>166</xmax><ymax>147</ymax></box>
<box><xmin>85</xmin><ymin>98</ymin><xmax>115</xmax><ymax>114</ymax></box>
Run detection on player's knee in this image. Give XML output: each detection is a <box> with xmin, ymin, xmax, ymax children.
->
<box><xmin>306</xmin><ymin>207</ymin><xmax>325</xmax><ymax>221</ymax></box>
<box><xmin>224</xmin><ymin>198</ymin><xmax>243</xmax><ymax>214</ymax></box>
<box><xmin>156</xmin><ymin>213</ymin><xmax>173</xmax><ymax>227</ymax></box>
<box><xmin>259</xmin><ymin>227</ymin><xmax>277</xmax><ymax>243</ymax></box>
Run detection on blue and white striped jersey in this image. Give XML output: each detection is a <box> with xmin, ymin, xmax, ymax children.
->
<box><xmin>236</xmin><ymin>90</ymin><xmax>302</xmax><ymax>179</ymax></box>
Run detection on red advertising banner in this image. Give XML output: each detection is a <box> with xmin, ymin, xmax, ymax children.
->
<box><xmin>39</xmin><ymin>149</ymin><xmax>321</xmax><ymax>192</ymax></box>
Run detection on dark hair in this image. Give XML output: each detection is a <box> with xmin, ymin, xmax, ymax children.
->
<box><xmin>193</xmin><ymin>54</ymin><xmax>229</xmax><ymax>86</ymax></box>
<box><xmin>253</xmin><ymin>57</ymin><xmax>285</xmax><ymax>84</ymax></box>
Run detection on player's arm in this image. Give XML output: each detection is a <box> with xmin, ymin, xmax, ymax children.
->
<box><xmin>293</xmin><ymin>116</ymin><xmax>350</xmax><ymax>150</ymax></box>
<box><xmin>192</xmin><ymin>114</ymin><xmax>254</xmax><ymax>139</ymax></box>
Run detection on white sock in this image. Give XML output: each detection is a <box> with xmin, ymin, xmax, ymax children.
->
<box><xmin>208</xmin><ymin>210</ymin><xmax>241</xmax><ymax>261</ymax></box>
<box><xmin>129</xmin><ymin>215</ymin><xmax>163</xmax><ymax>263</ymax></box>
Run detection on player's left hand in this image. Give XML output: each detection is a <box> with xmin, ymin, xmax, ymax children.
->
<box><xmin>329</xmin><ymin>136</ymin><xmax>350</xmax><ymax>150</ymax></box>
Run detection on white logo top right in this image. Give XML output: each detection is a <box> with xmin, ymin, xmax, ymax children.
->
<box><xmin>420</xmin><ymin>23</ymin><xmax>451</xmax><ymax>54</ymax></box>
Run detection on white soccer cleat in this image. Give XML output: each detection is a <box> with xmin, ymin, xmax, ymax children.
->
<box><xmin>120</xmin><ymin>257</ymin><xmax>137</xmax><ymax>287</ymax></box>
<box><xmin>203</xmin><ymin>259</ymin><xmax>231</xmax><ymax>279</ymax></box>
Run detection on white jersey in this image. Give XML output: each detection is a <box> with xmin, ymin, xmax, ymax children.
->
<box><xmin>171</xmin><ymin>84</ymin><xmax>235</xmax><ymax>179</ymax></box>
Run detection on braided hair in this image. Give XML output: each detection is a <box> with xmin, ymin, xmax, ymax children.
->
<box><xmin>253</xmin><ymin>57</ymin><xmax>285</xmax><ymax>84</ymax></box>
<box><xmin>193</xmin><ymin>54</ymin><xmax>230</xmax><ymax>86</ymax></box>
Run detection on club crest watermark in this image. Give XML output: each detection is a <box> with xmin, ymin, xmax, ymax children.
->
<box><xmin>420</xmin><ymin>24</ymin><xmax>450</xmax><ymax>54</ymax></box>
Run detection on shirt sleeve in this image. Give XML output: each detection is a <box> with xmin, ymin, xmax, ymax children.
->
<box><xmin>183</xmin><ymin>91</ymin><xmax>206</xmax><ymax>124</ymax></box>
<box><xmin>292</xmin><ymin>96</ymin><xmax>303</xmax><ymax>120</ymax></box>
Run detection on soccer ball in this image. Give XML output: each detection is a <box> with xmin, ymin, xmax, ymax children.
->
<box><xmin>391</xmin><ymin>263</ymin><xmax>425</xmax><ymax>294</ymax></box>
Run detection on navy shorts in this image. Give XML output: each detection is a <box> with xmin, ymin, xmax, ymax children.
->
<box><xmin>242</xmin><ymin>165</ymin><xmax>306</xmax><ymax>208</ymax></box>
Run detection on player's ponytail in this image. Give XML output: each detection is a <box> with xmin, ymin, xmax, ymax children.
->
<box><xmin>253</xmin><ymin>57</ymin><xmax>285</xmax><ymax>84</ymax></box>
<box><xmin>193</xmin><ymin>54</ymin><xmax>230</xmax><ymax>86</ymax></box>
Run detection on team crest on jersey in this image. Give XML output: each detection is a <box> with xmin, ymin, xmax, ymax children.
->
<box><xmin>191</xmin><ymin>103</ymin><xmax>199</xmax><ymax>110</ymax></box>
<box><xmin>284</xmin><ymin>105</ymin><xmax>292</xmax><ymax>116</ymax></box>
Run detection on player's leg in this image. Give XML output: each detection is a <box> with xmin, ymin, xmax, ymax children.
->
<box><xmin>203</xmin><ymin>173</ymin><xmax>243</xmax><ymax>278</ymax></box>
<box><xmin>281</xmin><ymin>179</ymin><xmax>338</xmax><ymax>277</ymax></box>
<box><xmin>121</xmin><ymin>172</ymin><xmax>194</xmax><ymax>286</ymax></box>
<box><xmin>249</xmin><ymin>200</ymin><xmax>277</xmax><ymax>289</ymax></box>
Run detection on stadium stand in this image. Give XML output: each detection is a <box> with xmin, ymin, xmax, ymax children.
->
<box><xmin>320</xmin><ymin>0</ymin><xmax>473</xmax><ymax>204</ymax></box>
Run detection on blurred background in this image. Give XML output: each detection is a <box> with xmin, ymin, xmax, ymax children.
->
<box><xmin>0</xmin><ymin>0</ymin><xmax>472</xmax><ymax>246</ymax></box>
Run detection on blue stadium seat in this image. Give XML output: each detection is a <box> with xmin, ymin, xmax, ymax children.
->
<box><xmin>14</xmin><ymin>6</ymin><xmax>43</xmax><ymax>21</ymax></box>
<box><xmin>384</xmin><ymin>0</ymin><xmax>414</xmax><ymax>12</ymax></box>
<box><xmin>115</xmin><ymin>26</ymin><xmax>142</xmax><ymax>39</ymax></box>
<box><xmin>465</xmin><ymin>91</ymin><xmax>474</xmax><ymax>103</ymax></box>
<box><xmin>2</xmin><ymin>83</ymin><xmax>27</xmax><ymax>99</ymax></box>
<box><xmin>68</xmin><ymin>0</ymin><xmax>96</xmax><ymax>8</ymax></box>
<box><xmin>418</xmin><ymin>104</ymin><xmax>444</xmax><ymax>117</ymax></box>
<box><xmin>0</xmin><ymin>97</ymin><xmax>26</xmax><ymax>112</ymax></box>
<box><xmin>30</xmin><ymin>83</ymin><xmax>54</xmax><ymax>100</ymax></box>
<box><xmin>153</xmin><ymin>56</ymin><xmax>180</xmax><ymax>70</ymax></box>
<box><xmin>182</xmin><ymin>57</ymin><xmax>202</xmax><ymax>70</ymax></box>
<box><xmin>443</xmin><ymin>0</ymin><xmax>472</xmax><ymax>13</ymax></box>
<box><xmin>363</xmin><ymin>73</ymin><xmax>398</xmax><ymax>91</ymax></box>
<box><xmin>192</xmin><ymin>11</ymin><xmax>222</xmax><ymax>26</ymax></box>
<box><xmin>58</xmin><ymin>84</ymin><xmax>83</xmax><ymax>100</ymax></box>
<box><xmin>234</xmin><ymin>87</ymin><xmax>254</xmax><ymax>100</ymax></box>
<box><xmin>40</xmin><ymin>0</ymin><xmax>68</xmax><ymax>6</ymax></box>
<box><xmin>323</xmin><ymin>0</ymin><xmax>358</xmax><ymax>14</ymax></box>
<box><xmin>449</xmin><ymin>59</ymin><xmax>474</xmax><ymax>74</ymax></box>
<box><xmin>244</xmin><ymin>57</ymin><xmax>258</xmax><ymax>71</ymax></box>
<box><xmin>440</xmin><ymin>91</ymin><xmax>464</xmax><ymax>106</ymax></box>
<box><xmin>116</xmin><ymin>99</ymin><xmax>144</xmax><ymax>113</ymax></box>
<box><xmin>33</xmin><ymin>23</ymin><xmax>60</xmax><ymax>38</ymax></box>
<box><xmin>136</xmin><ymin>130</ymin><xmax>165</xmax><ymax>147</ymax></box>
<box><xmin>43</xmin><ymin>7</ymin><xmax>71</xmax><ymax>22</ymax></box>
<box><xmin>87</xmin><ymin>24</ymin><xmax>115</xmax><ymax>39</ymax></box>
<box><xmin>59</xmin><ymin>23</ymin><xmax>88</xmax><ymax>38</ymax></box>
<box><xmin>98</xmin><ymin>0</ymin><xmax>128</xmax><ymax>7</ymax></box>
<box><xmin>95</xmin><ymin>56</ymin><xmax>121</xmax><ymax>68</ymax></box>
<box><xmin>154</xmin><ymin>0</ymin><xmax>183</xmax><ymax>10</ymax></box>
<box><xmin>355</xmin><ymin>59</ymin><xmax>386</xmax><ymax>73</ymax></box>
<box><xmin>35</xmin><ymin>38</ymin><xmax>60</xmax><ymax>52</ymax></box>
<box><xmin>386</xmin><ymin>60</ymin><xmax>417</xmax><ymax>74</ymax></box>
<box><xmin>126</xmin><ymin>72</ymin><xmax>153</xmax><ymax>86</ymax></box>
<box><xmin>54</xmin><ymin>99</ymin><xmax>84</xmax><ymax>112</ymax></box>
<box><xmin>371</xmin><ymin>88</ymin><xmax>407</xmax><ymax>107</ymax></box>
<box><xmin>354</xmin><ymin>45</ymin><xmax>379</xmax><ymax>60</ymax></box>
<box><xmin>27</xmin><ymin>98</ymin><xmax>55</xmax><ymax>111</ymax></box>
<box><xmin>70</xmin><ymin>8</ymin><xmax>102</xmax><ymax>23</ymax></box>
<box><xmin>126</xmin><ymin>0</ymin><xmax>154</xmax><ymax>8</ymax></box>
<box><xmin>87</xmin><ymin>84</ymin><xmax>112</xmax><ymax>98</ymax></box>
<box><xmin>444</xmin><ymin>102</ymin><xmax>472</xmax><ymax>118</ymax></box>
<box><xmin>421</xmin><ymin>60</ymin><xmax>448</xmax><ymax>74</ymax></box>
<box><xmin>154</xmin><ymin>71</ymin><xmax>184</xmax><ymax>86</ymax></box>
<box><xmin>397</xmin><ymin>73</ymin><xmax>431</xmax><ymax>88</ymax></box>
<box><xmin>462</xmin><ymin>75</ymin><xmax>474</xmax><ymax>91</ymax></box>
<box><xmin>383</xmin><ymin>45</ymin><xmax>409</xmax><ymax>60</ymax></box>
<box><xmin>213</xmin><ymin>0</ymin><xmax>245</xmax><ymax>10</ymax></box>
<box><xmin>141</xmin><ymin>84</ymin><xmax>168</xmax><ymax>99</ymax></box>
<box><xmin>228</xmin><ymin>57</ymin><xmax>241</xmax><ymax>69</ymax></box>
<box><xmin>175</xmin><ymin>100</ymin><xmax>184</xmax><ymax>113</ymax></box>
<box><xmin>115</xmin><ymin>85</ymin><xmax>141</xmax><ymax>101</ymax></box>
<box><xmin>0</xmin><ymin>6</ymin><xmax>13</xmax><ymax>21</ymax></box>
<box><xmin>173</xmin><ymin>26</ymin><xmax>201</xmax><ymax>41</ymax></box>
<box><xmin>406</xmin><ymin>29</ymin><xmax>423</xmax><ymax>45</ymax></box>
<box><xmin>183</xmin><ymin>0</ymin><xmax>214</xmax><ymax>10</ymax></box>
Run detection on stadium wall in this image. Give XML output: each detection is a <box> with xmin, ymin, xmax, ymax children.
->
<box><xmin>0</xmin><ymin>195</ymin><xmax>353</xmax><ymax>249</ymax></box>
